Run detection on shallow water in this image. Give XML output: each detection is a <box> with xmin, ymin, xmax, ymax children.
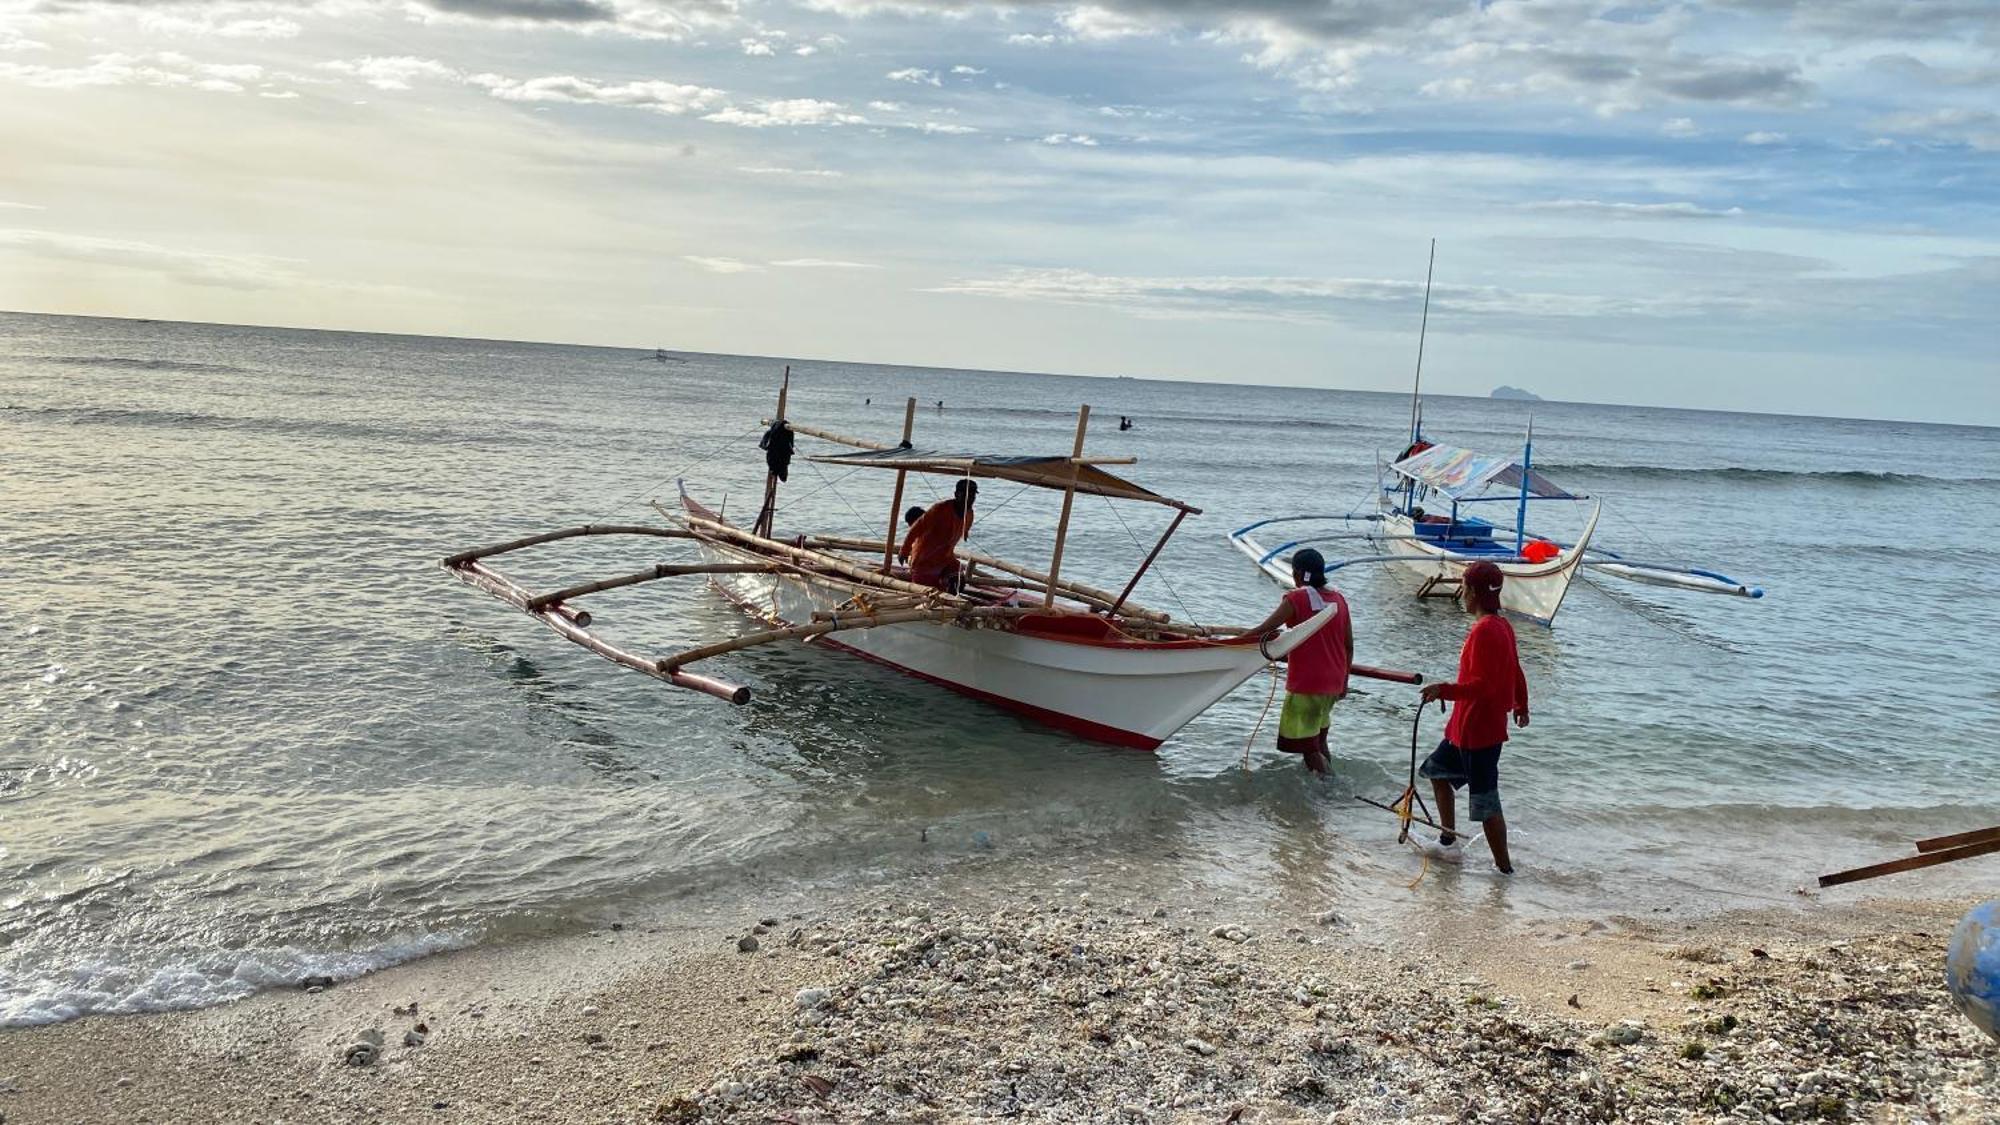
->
<box><xmin>4</xmin><ymin>310</ymin><xmax>1997</xmax><ymax>1025</ymax></box>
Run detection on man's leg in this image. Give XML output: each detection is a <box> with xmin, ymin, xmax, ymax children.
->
<box><xmin>1482</xmin><ymin>814</ymin><xmax>1512</xmax><ymax>874</ymax></box>
<box><xmin>1430</xmin><ymin>779</ymin><xmax>1456</xmax><ymax>846</ymax></box>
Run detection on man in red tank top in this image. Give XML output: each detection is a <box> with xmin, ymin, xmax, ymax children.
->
<box><xmin>1244</xmin><ymin>549</ymin><xmax>1353</xmax><ymax>776</ymax></box>
<box><xmin>1416</xmin><ymin>560</ymin><xmax>1528</xmax><ymax>873</ymax></box>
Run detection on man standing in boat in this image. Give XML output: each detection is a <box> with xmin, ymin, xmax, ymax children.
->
<box><xmin>1417</xmin><ymin>560</ymin><xmax>1527</xmax><ymax>874</ymax></box>
<box><xmin>1244</xmin><ymin>548</ymin><xmax>1351</xmax><ymax>776</ymax></box>
<box><xmin>899</xmin><ymin>480</ymin><xmax>977</xmax><ymax>591</ymax></box>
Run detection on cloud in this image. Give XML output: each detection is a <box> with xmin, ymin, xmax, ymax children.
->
<box><xmin>682</xmin><ymin>255</ymin><xmax>761</xmax><ymax>273</ymax></box>
<box><xmin>1741</xmin><ymin>130</ymin><xmax>1788</xmax><ymax>145</ymax></box>
<box><xmin>135</xmin><ymin>12</ymin><xmax>303</xmax><ymax>39</ymax></box>
<box><xmin>736</xmin><ymin>165</ymin><xmax>844</xmax><ymax>177</ymax></box>
<box><xmin>1520</xmin><ymin>200</ymin><xmax>1744</xmax><ymax>220</ymax></box>
<box><xmin>0</xmin><ymin>228</ymin><xmax>297</xmax><ymax>289</ymax></box>
<box><xmin>1661</xmin><ymin>117</ymin><xmax>1699</xmax><ymax>138</ymax></box>
<box><xmin>0</xmin><ymin>201</ymin><xmax>46</xmax><ymax>210</ymax></box>
<box><xmin>772</xmin><ymin>257</ymin><xmax>879</xmax><ymax>268</ymax></box>
<box><xmin>470</xmin><ymin>73</ymin><xmax>726</xmax><ymax>114</ymax></box>
<box><xmin>1057</xmin><ymin>4</ymin><xmax>1160</xmax><ymax>42</ymax></box>
<box><xmin>885</xmin><ymin>67</ymin><xmax>940</xmax><ymax>86</ymax></box>
<box><xmin>867</xmin><ymin>99</ymin><xmax>903</xmax><ymax>111</ymax></box>
<box><xmin>793</xmin><ymin>44</ymin><xmax>816</xmax><ymax>55</ymax></box>
<box><xmin>915</xmin><ymin>121</ymin><xmax>978</xmax><ymax>134</ymax></box>
<box><xmin>1006</xmin><ymin>33</ymin><xmax>1057</xmax><ymax>46</ymax></box>
<box><xmin>741</xmin><ymin>38</ymin><xmax>774</xmax><ymax>55</ymax></box>
<box><xmin>703</xmin><ymin>98</ymin><xmax>864</xmax><ymax>127</ymax></box>
<box><xmin>949</xmin><ymin>64</ymin><xmax>984</xmax><ymax>75</ymax></box>
<box><xmin>415</xmin><ymin>0</ymin><xmax>617</xmax><ymax>25</ymax></box>
<box><xmin>320</xmin><ymin>56</ymin><xmax>459</xmax><ymax>90</ymax></box>
<box><xmin>0</xmin><ymin>51</ymin><xmax>267</xmax><ymax>93</ymax></box>
<box><xmin>1039</xmin><ymin>133</ymin><xmax>1098</xmax><ymax>145</ymax></box>
<box><xmin>928</xmin><ymin>266</ymin><xmax>1731</xmax><ymax>325</ymax></box>
<box><xmin>1870</xmin><ymin>108</ymin><xmax>2000</xmax><ymax>150</ymax></box>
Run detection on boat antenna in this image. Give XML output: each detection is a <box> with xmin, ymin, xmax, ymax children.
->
<box><xmin>1408</xmin><ymin>239</ymin><xmax>1435</xmax><ymax>446</ymax></box>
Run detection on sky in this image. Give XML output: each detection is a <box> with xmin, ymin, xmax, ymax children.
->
<box><xmin>0</xmin><ymin>0</ymin><xmax>1995</xmax><ymax>423</ymax></box>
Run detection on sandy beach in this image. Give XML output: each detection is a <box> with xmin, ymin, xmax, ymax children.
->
<box><xmin>4</xmin><ymin>865</ymin><xmax>1994</xmax><ymax>1125</ymax></box>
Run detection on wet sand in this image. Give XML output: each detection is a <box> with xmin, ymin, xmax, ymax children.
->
<box><xmin>3</xmin><ymin>878</ymin><xmax>1994</xmax><ymax>1124</ymax></box>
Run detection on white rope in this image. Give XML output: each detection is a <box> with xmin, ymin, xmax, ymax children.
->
<box><xmin>1094</xmin><ymin>491</ymin><xmax>1203</xmax><ymax>629</ymax></box>
<box><xmin>591</xmin><ymin>423</ymin><xmax>764</xmax><ymax>522</ymax></box>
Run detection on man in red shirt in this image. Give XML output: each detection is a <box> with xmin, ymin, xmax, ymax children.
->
<box><xmin>1416</xmin><ymin>560</ymin><xmax>1528</xmax><ymax>873</ymax></box>
<box><xmin>898</xmin><ymin>480</ymin><xmax>977</xmax><ymax>590</ymax></box>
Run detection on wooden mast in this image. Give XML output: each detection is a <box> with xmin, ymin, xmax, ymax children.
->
<box><xmin>754</xmin><ymin>366</ymin><xmax>790</xmax><ymax>538</ymax></box>
<box><xmin>881</xmin><ymin>396</ymin><xmax>917</xmax><ymax>573</ymax></box>
<box><xmin>1043</xmin><ymin>405</ymin><xmax>1091</xmax><ymax>607</ymax></box>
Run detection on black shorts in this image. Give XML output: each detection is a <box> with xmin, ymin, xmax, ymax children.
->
<box><xmin>1418</xmin><ymin>739</ymin><xmax>1503</xmax><ymax>820</ymax></box>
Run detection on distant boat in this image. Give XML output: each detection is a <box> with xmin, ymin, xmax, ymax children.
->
<box><xmin>650</xmin><ymin>349</ymin><xmax>686</xmax><ymax>364</ymax></box>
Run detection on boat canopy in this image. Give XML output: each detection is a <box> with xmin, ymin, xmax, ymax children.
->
<box><xmin>1390</xmin><ymin>443</ymin><xmax>1580</xmax><ymax>502</ymax></box>
<box><xmin>808</xmin><ymin>447</ymin><xmax>1194</xmax><ymax>511</ymax></box>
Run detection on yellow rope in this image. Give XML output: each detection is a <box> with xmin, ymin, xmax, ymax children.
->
<box><xmin>1242</xmin><ymin>664</ymin><xmax>1280</xmax><ymax>773</ymax></box>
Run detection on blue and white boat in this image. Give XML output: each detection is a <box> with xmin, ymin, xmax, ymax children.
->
<box><xmin>1229</xmin><ymin>417</ymin><xmax>1763</xmax><ymax>626</ymax></box>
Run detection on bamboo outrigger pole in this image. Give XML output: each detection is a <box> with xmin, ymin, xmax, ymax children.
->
<box><xmin>1044</xmin><ymin>405</ymin><xmax>1091</xmax><ymax>608</ymax></box>
<box><xmin>882</xmin><ymin>396</ymin><xmax>917</xmax><ymax>573</ymax></box>
<box><xmin>955</xmin><ymin>546</ymin><xmax>1170</xmax><ymax>623</ymax></box>
<box><xmin>1109</xmin><ymin>509</ymin><xmax>1188</xmax><ymax>618</ymax></box>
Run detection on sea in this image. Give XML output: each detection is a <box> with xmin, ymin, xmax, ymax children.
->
<box><xmin>4</xmin><ymin>310</ymin><xmax>1997</xmax><ymax>1027</ymax></box>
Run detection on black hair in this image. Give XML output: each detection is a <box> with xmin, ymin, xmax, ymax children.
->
<box><xmin>1291</xmin><ymin>548</ymin><xmax>1329</xmax><ymax>589</ymax></box>
<box><xmin>904</xmin><ymin>506</ymin><xmax>925</xmax><ymax>525</ymax></box>
<box><xmin>954</xmin><ymin>479</ymin><xmax>978</xmax><ymax>502</ymax></box>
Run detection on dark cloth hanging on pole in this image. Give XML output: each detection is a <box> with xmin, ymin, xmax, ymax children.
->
<box><xmin>759</xmin><ymin>421</ymin><xmax>795</xmax><ymax>482</ymax></box>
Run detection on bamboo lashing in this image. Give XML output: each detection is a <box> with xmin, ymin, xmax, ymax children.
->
<box><xmin>883</xmin><ymin>397</ymin><xmax>917</xmax><ymax>573</ymax></box>
<box><xmin>526</xmin><ymin>562</ymin><xmax>782</xmax><ymax>612</ymax></box>
<box><xmin>448</xmin><ymin>560</ymin><xmax>749</xmax><ymax>704</ymax></box>
<box><xmin>804</xmin><ymin>535</ymin><xmax>889</xmax><ymax>553</ymax></box>
<box><xmin>954</xmin><ymin>546</ymin><xmax>1170</xmax><ymax>623</ymax></box>
<box><xmin>443</xmin><ymin>524</ymin><xmax>696</xmax><ymax>568</ymax></box>
<box><xmin>447</xmin><ymin>555</ymin><xmax>596</xmax><ymax>628</ymax></box>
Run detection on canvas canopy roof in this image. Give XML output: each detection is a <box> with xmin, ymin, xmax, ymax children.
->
<box><xmin>808</xmin><ymin>447</ymin><xmax>1195</xmax><ymax>511</ymax></box>
<box><xmin>1390</xmin><ymin>443</ymin><xmax>1579</xmax><ymax>502</ymax></box>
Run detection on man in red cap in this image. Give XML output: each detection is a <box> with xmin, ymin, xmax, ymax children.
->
<box><xmin>1416</xmin><ymin>560</ymin><xmax>1528</xmax><ymax>874</ymax></box>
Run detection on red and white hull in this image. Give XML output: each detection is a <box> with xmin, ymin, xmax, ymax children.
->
<box><xmin>693</xmin><ymin>536</ymin><xmax>1307</xmax><ymax>751</ymax></box>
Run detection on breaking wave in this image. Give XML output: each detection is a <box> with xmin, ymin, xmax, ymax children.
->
<box><xmin>1536</xmin><ymin>463</ymin><xmax>1995</xmax><ymax>487</ymax></box>
<box><xmin>16</xmin><ymin>354</ymin><xmax>251</xmax><ymax>375</ymax></box>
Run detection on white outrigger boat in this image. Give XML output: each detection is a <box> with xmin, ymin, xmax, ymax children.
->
<box><xmin>1229</xmin><ymin>244</ymin><xmax>1762</xmax><ymax>627</ymax></box>
<box><xmin>444</xmin><ymin>377</ymin><xmax>1417</xmax><ymax>750</ymax></box>
<box><xmin>1229</xmin><ymin>424</ymin><xmax>1763</xmax><ymax>627</ymax></box>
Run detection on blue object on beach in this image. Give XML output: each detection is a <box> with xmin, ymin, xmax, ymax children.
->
<box><xmin>1946</xmin><ymin>899</ymin><xmax>2000</xmax><ymax>1043</ymax></box>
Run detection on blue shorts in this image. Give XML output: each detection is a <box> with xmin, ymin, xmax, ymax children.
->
<box><xmin>1418</xmin><ymin>740</ymin><xmax>1503</xmax><ymax>821</ymax></box>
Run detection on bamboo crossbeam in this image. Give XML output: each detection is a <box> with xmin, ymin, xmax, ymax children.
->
<box><xmin>442</xmin><ymin>525</ymin><xmax>695</xmax><ymax>567</ymax></box>
<box><xmin>526</xmin><ymin>562</ymin><xmax>783</xmax><ymax>612</ymax></box>
<box><xmin>805</xmin><ymin>535</ymin><xmax>889</xmax><ymax>553</ymax></box>
<box><xmin>449</xmin><ymin>561</ymin><xmax>748</xmax><ymax>704</ymax></box>
<box><xmin>761</xmin><ymin>418</ymin><xmax>896</xmax><ymax>452</ymax></box>
<box><xmin>1914</xmin><ymin>825</ymin><xmax>2000</xmax><ymax>853</ymax></box>
<box><xmin>679</xmin><ymin>513</ymin><xmax>955</xmax><ymax>602</ymax></box>
<box><xmin>662</xmin><ymin>606</ymin><xmax>1034</xmax><ymax>671</ymax></box>
<box><xmin>1818</xmin><ymin>837</ymin><xmax>2000</xmax><ymax>888</ymax></box>
<box><xmin>954</xmin><ymin>546</ymin><xmax>1170</xmax><ymax>623</ymax></box>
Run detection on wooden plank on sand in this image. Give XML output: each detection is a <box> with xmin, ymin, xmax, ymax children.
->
<box><xmin>1913</xmin><ymin>825</ymin><xmax>2000</xmax><ymax>853</ymax></box>
<box><xmin>1818</xmin><ymin>837</ymin><xmax>2000</xmax><ymax>888</ymax></box>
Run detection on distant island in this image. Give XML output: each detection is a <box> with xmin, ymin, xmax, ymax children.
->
<box><xmin>1491</xmin><ymin>385</ymin><xmax>1543</xmax><ymax>401</ymax></box>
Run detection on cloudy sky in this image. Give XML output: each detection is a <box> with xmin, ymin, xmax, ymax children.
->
<box><xmin>1</xmin><ymin>0</ymin><xmax>1994</xmax><ymax>422</ymax></box>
